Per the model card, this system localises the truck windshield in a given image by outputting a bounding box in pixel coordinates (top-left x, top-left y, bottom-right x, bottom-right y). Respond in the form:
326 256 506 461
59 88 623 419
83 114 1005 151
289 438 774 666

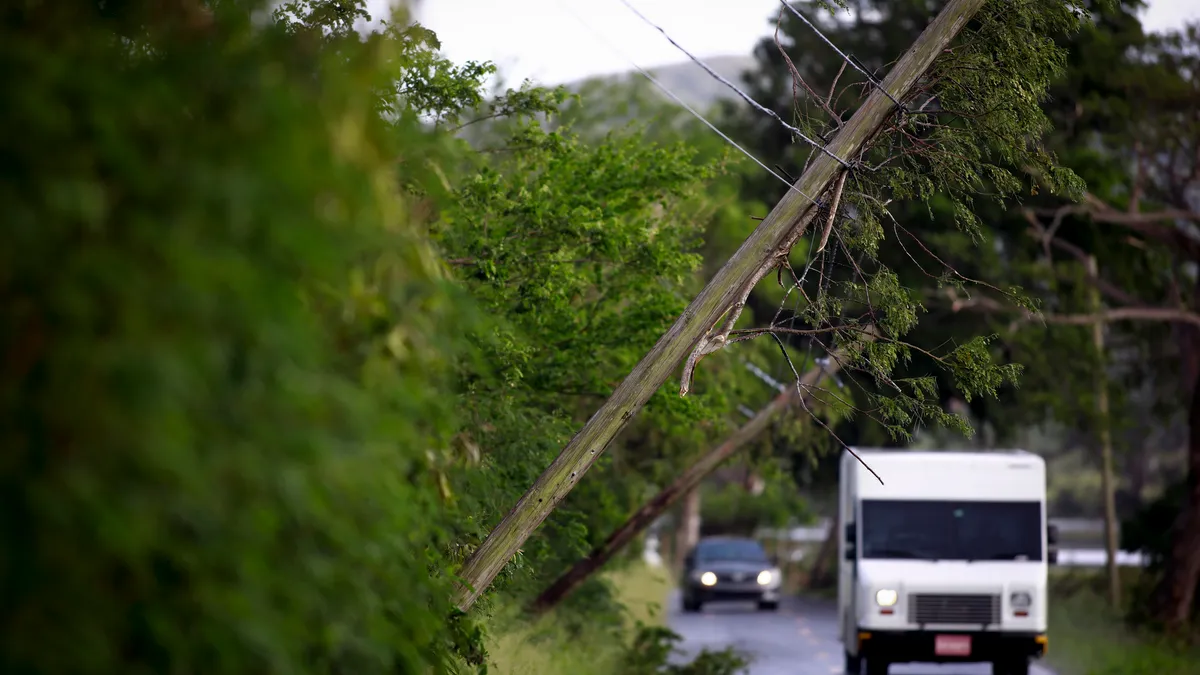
860 499 1043 562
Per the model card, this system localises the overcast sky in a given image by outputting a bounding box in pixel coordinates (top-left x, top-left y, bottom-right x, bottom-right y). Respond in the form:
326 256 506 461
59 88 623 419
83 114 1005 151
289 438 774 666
378 0 1200 87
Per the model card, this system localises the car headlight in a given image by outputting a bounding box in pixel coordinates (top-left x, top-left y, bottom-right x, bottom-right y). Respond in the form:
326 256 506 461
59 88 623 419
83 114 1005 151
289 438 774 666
875 589 898 607
757 570 773 586
1010 591 1032 609
700 571 717 587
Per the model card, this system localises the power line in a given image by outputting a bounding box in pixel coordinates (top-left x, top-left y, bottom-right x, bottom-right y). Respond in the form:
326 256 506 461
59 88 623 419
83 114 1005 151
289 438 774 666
557 0 841 351
614 0 851 169
553 0 822 206
776 0 904 108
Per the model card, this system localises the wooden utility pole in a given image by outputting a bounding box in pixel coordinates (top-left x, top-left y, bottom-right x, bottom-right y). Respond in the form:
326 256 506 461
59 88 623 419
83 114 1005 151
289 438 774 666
675 488 701 569
528 340 865 614
450 0 988 611
1088 254 1121 607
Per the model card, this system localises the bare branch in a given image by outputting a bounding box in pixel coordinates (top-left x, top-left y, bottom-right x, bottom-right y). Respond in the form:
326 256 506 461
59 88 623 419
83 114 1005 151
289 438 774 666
1024 166 1200 257
1039 307 1200 329
1021 209 1144 307
774 7 841 128
933 287 1200 330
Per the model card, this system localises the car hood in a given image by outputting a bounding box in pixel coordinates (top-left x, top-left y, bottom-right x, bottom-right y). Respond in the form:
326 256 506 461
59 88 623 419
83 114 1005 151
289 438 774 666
695 559 773 573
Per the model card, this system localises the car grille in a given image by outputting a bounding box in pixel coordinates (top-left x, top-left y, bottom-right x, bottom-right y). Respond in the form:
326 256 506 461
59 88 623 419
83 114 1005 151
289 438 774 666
908 593 1000 625
716 571 756 583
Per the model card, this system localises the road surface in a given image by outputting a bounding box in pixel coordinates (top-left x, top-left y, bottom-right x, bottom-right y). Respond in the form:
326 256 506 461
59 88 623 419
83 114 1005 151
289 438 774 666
668 592 1056 675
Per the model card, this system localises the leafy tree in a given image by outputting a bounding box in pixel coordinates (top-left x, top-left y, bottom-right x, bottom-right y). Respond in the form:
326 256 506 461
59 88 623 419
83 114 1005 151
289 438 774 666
431 116 737 597
716 0 1088 455
732 0 1200 630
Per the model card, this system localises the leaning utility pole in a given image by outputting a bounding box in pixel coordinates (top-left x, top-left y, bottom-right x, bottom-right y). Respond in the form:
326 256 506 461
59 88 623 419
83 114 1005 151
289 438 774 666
450 0 988 611
529 342 862 614
1088 254 1121 607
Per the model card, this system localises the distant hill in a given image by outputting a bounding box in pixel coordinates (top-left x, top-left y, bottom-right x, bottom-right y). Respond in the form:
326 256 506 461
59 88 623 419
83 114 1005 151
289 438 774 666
565 54 758 111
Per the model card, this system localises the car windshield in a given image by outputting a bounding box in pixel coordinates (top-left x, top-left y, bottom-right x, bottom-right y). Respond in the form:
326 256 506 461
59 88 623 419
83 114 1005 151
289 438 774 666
860 499 1043 562
695 539 769 563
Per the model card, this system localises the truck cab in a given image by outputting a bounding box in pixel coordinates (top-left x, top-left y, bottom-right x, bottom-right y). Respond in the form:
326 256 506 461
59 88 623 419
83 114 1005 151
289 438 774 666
837 449 1050 675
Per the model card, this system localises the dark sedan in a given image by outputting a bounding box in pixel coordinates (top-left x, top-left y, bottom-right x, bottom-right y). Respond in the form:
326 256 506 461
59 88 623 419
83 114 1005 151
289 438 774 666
681 536 782 612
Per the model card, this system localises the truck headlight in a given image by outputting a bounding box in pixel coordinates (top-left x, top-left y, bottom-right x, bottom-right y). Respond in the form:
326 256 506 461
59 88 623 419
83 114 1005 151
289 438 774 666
1010 591 1032 609
875 589 898 607
757 570 773 586
700 571 717 587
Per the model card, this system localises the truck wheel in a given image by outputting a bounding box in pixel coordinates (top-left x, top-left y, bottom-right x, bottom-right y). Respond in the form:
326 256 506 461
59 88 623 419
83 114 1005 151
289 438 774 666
682 596 701 613
994 659 1030 675
843 650 861 674
864 657 889 675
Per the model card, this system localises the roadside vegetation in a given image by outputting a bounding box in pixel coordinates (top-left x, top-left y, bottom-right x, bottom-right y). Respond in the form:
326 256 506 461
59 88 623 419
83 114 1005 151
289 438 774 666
489 563 753 675
487 563 673 675
1048 568 1199 675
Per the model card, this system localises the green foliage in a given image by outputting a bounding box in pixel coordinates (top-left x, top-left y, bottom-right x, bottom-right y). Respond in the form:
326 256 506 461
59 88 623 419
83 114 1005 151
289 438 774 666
431 73 797 610
1048 569 1200 674
699 479 812 536
620 625 751 675
720 0 1091 446
431 114 723 561
485 564 736 675
1 2 484 673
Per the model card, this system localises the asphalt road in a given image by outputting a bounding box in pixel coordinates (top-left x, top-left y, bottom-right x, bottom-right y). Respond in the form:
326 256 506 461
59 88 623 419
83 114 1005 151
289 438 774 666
667 592 1056 675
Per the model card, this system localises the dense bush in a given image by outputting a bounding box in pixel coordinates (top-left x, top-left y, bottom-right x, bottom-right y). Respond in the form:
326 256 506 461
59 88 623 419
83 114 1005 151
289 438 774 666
0 2 475 673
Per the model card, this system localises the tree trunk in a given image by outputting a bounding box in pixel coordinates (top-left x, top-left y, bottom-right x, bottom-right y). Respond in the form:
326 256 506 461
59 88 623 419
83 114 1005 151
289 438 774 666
807 513 839 590
1150 369 1200 630
528 345 860 614
449 0 988 611
1088 255 1121 608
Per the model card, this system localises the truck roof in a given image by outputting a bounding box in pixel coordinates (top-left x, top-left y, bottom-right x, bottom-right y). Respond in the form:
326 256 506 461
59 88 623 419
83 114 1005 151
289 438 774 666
841 448 1046 500
845 447 1041 460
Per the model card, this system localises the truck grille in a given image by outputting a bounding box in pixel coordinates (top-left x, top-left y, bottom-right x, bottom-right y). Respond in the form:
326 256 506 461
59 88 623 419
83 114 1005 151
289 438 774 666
908 593 1000 625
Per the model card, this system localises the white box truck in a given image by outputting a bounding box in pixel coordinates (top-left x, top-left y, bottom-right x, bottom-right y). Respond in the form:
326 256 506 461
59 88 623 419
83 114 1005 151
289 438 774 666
838 448 1051 675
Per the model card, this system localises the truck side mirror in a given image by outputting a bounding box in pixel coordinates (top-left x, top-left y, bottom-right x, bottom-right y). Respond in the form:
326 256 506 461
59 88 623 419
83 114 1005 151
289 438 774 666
1046 524 1059 565
844 523 856 560
1046 524 1059 545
